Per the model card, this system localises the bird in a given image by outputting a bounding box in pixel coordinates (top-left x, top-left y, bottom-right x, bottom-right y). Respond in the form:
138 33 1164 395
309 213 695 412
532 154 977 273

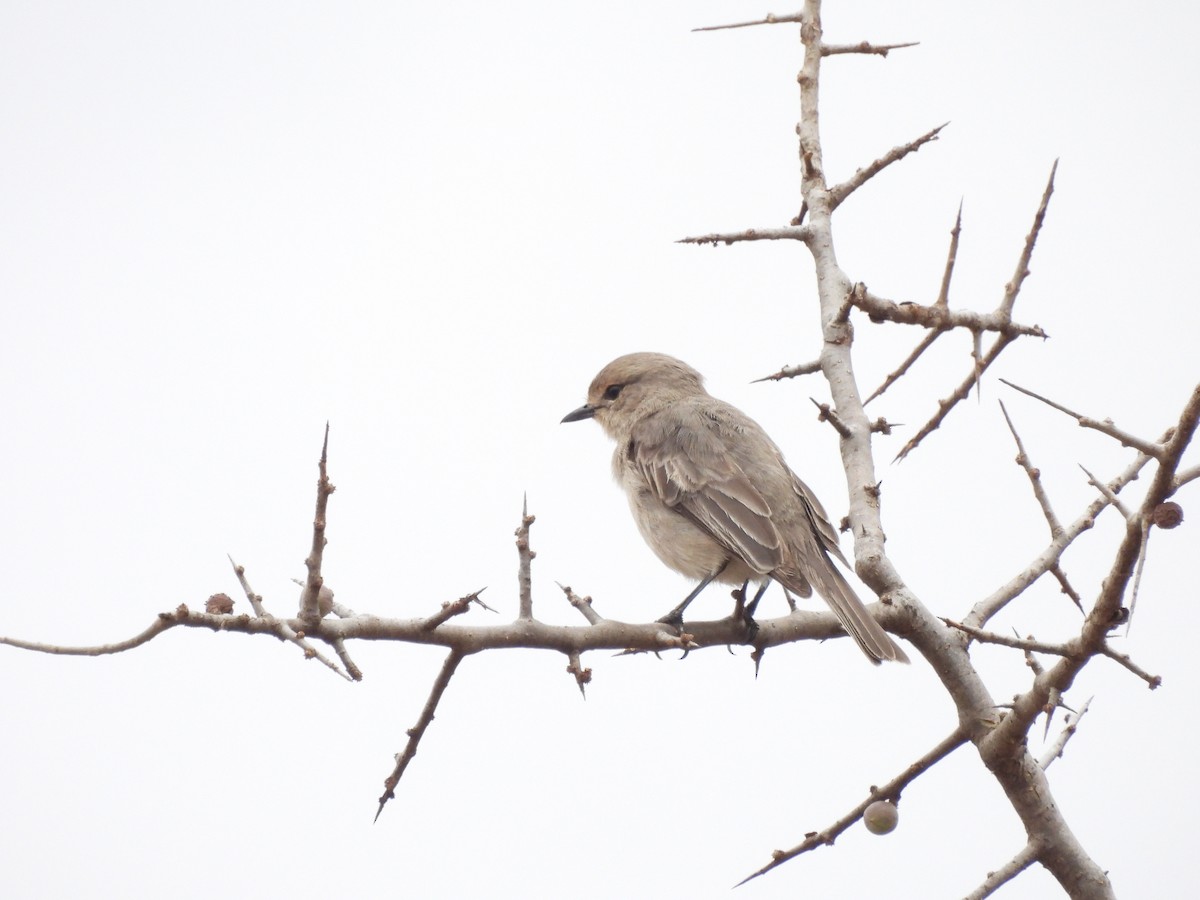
561 352 909 665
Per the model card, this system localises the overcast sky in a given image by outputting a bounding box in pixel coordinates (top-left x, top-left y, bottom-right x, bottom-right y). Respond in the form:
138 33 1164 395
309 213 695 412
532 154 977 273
2 2 1197 898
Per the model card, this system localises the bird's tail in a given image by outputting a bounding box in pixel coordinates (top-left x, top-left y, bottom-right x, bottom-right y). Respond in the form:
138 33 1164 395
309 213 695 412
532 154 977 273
777 558 910 665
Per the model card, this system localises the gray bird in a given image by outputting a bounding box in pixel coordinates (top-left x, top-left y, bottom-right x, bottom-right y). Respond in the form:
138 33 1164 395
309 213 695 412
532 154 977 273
562 352 908 665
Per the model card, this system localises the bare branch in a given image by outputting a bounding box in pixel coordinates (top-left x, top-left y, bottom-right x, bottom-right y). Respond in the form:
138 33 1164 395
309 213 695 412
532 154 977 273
821 40 919 57
985 384 1200 752
828 122 947 209
1173 463 1200 490
1100 643 1162 689
1048 562 1084 612
752 359 822 382
376 650 465 821
963 843 1039 900
558 583 603 625
894 332 1017 461
230 557 351 680
299 424 335 621
738 726 968 886
517 497 536 619
1000 161 1057 316
677 225 812 246
935 201 963 308
420 589 488 631
999 400 1063 537
1080 464 1135 520
330 636 363 682
941 618 1071 657
863 328 945 405
850 285 1045 337
1039 697 1092 770
566 651 591 698
811 398 851 438
0 612 176 656
968 450 1154 628
1002 379 1166 458
692 12 804 33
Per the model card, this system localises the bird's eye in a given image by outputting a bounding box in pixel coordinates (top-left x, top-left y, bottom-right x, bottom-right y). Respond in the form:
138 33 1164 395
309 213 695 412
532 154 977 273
602 384 623 401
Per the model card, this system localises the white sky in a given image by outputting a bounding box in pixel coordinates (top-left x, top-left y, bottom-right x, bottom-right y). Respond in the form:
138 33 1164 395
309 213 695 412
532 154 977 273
2 2 1197 898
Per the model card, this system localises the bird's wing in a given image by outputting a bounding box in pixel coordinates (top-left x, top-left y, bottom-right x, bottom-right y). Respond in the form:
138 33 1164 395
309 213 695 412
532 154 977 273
790 473 850 567
629 407 785 576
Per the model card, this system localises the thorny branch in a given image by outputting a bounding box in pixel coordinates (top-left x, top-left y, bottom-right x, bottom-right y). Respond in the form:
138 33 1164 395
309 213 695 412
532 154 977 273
375 649 465 821
1002 379 1166 459
737 726 969 886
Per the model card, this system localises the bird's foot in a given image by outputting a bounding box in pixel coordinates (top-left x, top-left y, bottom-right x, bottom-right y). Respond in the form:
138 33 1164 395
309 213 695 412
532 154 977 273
655 609 685 631
738 609 760 644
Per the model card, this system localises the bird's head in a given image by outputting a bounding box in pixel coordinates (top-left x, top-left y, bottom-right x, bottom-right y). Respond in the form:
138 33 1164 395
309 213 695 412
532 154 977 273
561 352 706 440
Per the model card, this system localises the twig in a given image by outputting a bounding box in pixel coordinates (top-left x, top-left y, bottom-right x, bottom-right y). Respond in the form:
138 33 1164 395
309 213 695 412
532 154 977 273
420 589 488 631
376 649 465 821
863 203 962 405
941 618 1071 657
1079 465 1134 520
892 164 1059 460
1039 696 1092 770
753 359 822 382
984 383 1200 753
1048 562 1084 612
968 450 1154 628
963 842 1039 900
692 12 804 33
850 285 1045 336
229 556 350 680
517 497 536 619
1100 643 1162 689
894 332 1016 461
0 611 177 656
677 225 812 246
863 328 945 405
828 123 946 210
299 424 336 621
935 201 963 308
1000 400 1063 537
811 398 851 438
1173 463 1200 490
1000 160 1057 316
821 40 919 57
558 583 603 625
331 637 363 681
566 651 591 698
737 726 968 886
1002 380 1165 459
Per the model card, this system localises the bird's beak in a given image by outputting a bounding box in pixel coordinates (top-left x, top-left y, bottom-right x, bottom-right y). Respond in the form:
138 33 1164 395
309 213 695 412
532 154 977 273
561 404 597 423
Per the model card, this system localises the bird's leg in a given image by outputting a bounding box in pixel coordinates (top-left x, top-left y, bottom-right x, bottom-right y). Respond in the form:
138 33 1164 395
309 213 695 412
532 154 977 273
656 562 729 628
745 579 771 619
731 578 771 642
732 580 750 615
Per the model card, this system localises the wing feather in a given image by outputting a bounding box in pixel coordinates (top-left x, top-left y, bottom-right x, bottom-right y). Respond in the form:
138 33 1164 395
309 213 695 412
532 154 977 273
630 409 783 576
